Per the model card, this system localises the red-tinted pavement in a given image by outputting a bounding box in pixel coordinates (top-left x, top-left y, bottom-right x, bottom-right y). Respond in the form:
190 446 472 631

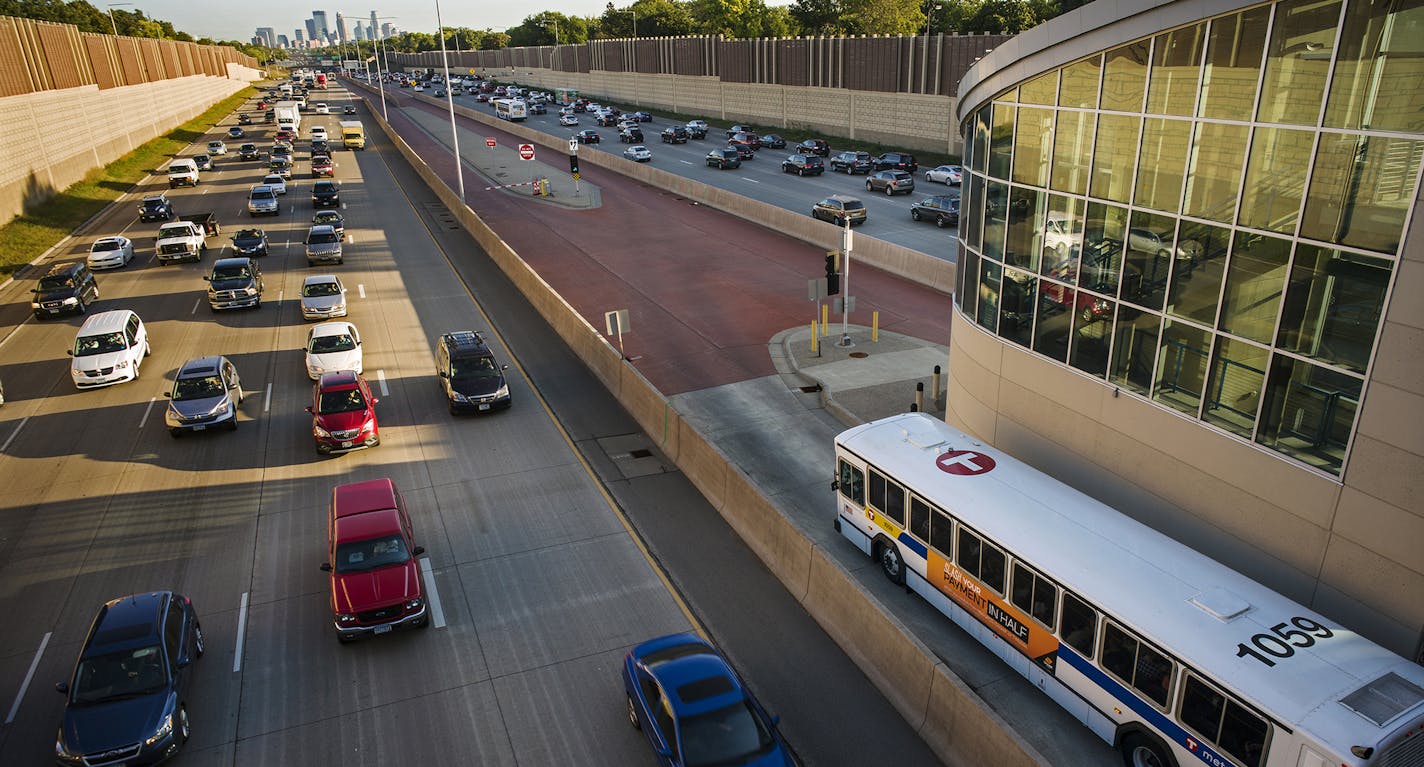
376 88 951 396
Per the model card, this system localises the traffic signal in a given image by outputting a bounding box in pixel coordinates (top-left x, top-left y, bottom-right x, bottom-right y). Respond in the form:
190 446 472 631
825 251 840 295
569 154 580 176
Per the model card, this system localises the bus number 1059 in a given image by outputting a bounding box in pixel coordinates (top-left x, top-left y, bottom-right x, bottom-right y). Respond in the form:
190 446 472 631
1235 617 1334 667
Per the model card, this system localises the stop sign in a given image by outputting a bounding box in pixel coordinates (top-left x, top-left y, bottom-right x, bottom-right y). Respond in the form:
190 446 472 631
518 143 535 161
484 137 496 148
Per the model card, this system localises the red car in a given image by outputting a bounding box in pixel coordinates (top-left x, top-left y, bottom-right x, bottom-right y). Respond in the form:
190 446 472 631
319 478 428 642
311 155 334 177
306 371 380 455
275 128 295 142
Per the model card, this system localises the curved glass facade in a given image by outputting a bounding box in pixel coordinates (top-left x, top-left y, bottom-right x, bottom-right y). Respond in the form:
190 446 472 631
955 0 1424 475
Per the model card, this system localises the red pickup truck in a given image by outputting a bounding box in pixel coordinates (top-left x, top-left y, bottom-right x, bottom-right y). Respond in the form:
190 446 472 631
319 478 429 642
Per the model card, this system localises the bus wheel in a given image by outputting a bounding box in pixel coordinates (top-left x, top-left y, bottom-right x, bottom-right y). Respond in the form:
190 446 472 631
877 540 905 585
1121 734 1172 767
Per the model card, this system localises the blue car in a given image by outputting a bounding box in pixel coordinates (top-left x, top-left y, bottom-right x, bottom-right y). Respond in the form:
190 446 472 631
54 591 204 766
622 633 793 766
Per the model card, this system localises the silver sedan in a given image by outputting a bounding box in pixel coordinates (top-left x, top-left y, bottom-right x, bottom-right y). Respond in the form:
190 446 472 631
925 164 963 185
87 236 134 269
623 145 653 163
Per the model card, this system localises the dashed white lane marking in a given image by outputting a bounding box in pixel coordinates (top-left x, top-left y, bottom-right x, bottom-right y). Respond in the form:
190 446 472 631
420 558 447 629
6 632 50 723
233 592 249 673
1 416 29 453
138 397 157 428
376 370 389 397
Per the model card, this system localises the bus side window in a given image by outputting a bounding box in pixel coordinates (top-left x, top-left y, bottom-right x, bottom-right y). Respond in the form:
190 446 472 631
930 511 953 556
1100 622 1138 684
909 496 930 542
1011 562 1058 630
1101 622 1173 708
1059 592 1098 657
957 528 982 579
868 469 886 513
1180 674 1268 767
868 468 905 526
980 541 1006 594
837 460 864 505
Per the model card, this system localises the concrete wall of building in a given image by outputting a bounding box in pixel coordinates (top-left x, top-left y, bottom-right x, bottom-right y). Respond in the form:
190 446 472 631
0 75 248 227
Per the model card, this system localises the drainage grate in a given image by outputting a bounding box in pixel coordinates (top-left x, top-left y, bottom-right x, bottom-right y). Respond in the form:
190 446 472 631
799 385 822 393
849 351 869 358
629 448 653 459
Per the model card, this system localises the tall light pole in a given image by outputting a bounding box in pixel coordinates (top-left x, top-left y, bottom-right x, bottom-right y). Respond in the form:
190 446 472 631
923 1 943 36
539 15 559 71
433 0 464 200
371 15 396 121
106 2 131 37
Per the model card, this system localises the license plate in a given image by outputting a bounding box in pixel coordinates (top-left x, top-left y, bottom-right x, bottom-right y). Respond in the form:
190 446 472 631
373 625 391 634
192 425 206 431
478 403 490 411
47 309 60 314
340 441 353 448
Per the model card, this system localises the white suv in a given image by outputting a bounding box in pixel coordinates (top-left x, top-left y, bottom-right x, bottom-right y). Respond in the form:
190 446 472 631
167 159 199 188
69 310 150 389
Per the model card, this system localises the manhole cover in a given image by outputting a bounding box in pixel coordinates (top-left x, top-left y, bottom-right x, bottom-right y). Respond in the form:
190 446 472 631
849 352 869 358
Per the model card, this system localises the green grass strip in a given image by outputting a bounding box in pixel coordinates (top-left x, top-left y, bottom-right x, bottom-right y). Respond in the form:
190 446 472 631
0 84 260 276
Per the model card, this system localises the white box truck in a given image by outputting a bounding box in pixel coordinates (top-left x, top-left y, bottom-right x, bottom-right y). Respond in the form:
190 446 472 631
274 101 301 133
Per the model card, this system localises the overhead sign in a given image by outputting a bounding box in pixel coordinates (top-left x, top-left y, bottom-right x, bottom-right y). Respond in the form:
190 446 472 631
518 143 535 161
485 137 497 148
935 450 997 476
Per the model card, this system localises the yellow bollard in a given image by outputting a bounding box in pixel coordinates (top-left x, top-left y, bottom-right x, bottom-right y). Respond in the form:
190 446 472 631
821 303 828 335
872 310 879 342
810 320 819 353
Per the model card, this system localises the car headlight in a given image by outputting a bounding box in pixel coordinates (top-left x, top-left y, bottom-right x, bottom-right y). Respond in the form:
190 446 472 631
313 424 331 438
336 613 357 624
115 360 129 369
451 391 469 403
30 301 40 309
208 400 232 417
405 597 424 610
244 287 258 296
308 362 323 375
361 418 375 434
62 297 78 305
494 385 510 399
144 713 173 746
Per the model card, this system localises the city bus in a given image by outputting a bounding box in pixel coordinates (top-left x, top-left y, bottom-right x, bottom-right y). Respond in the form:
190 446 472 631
493 98 527 122
834 412 1424 767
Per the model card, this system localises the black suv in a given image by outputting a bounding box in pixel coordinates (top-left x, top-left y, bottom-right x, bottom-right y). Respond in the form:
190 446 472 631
874 151 919 173
706 147 742 169
910 195 960 228
798 138 830 157
138 194 175 222
54 591 204 767
619 126 644 143
782 154 825 176
312 180 341 207
231 228 269 257
660 125 689 144
32 261 99 318
830 151 873 174
436 331 511 414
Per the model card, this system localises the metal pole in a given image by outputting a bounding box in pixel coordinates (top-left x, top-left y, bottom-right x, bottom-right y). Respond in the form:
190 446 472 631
839 218 852 347
433 0 465 200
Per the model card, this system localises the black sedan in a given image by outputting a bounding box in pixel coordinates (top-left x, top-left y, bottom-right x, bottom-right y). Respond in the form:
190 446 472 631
727 142 755 160
706 147 742 169
660 126 689 144
343 105 357 115
797 138 830 157
761 133 787 149
781 154 824 176
575 129 601 144
231 227 270 257
910 195 960 228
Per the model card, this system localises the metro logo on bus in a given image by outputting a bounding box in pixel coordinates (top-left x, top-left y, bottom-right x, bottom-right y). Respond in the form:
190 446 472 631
935 450 996 476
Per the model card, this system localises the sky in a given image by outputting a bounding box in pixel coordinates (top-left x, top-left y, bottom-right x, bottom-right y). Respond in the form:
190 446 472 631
129 0 621 43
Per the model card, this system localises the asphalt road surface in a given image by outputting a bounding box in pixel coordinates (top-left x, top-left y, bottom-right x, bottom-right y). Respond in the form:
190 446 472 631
0 86 943 766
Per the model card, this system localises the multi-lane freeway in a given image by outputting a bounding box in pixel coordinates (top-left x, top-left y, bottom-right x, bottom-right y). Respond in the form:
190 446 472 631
0 84 944 765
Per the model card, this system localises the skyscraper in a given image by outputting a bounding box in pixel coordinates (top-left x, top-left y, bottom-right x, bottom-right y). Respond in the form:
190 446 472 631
277 34 289 47
311 10 329 42
354 22 365 41
254 27 276 47
381 22 393 39
369 11 379 40
335 12 349 44
295 29 304 43
305 18 316 41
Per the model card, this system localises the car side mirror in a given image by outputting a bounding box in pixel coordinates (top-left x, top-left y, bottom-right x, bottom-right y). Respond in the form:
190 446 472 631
176 656 191 669
66 349 74 356
370 397 379 405
412 546 425 556
163 392 172 398
438 371 448 378
319 562 332 572
655 745 672 759
770 714 781 727
55 681 68 694
304 405 313 413
501 364 509 371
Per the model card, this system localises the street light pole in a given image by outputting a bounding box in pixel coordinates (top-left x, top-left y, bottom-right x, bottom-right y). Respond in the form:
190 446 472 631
433 0 464 200
106 2 132 37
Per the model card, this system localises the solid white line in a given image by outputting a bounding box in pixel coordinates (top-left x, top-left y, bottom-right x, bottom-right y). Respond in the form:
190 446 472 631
233 592 249 673
263 383 272 413
137 398 157 429
346 234 354 244
357 284 366 299
376 370 389 397
5 632 50 723
420 558 446 629
741 177 760 183
191 297 202 315
679 160 693 165
1 416 29 453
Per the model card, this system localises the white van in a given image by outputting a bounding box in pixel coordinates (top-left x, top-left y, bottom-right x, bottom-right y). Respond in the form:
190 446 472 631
69 310 150 389
168 159 199 188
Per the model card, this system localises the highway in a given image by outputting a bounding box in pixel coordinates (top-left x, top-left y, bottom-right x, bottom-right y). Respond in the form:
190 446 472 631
433 85 963 263
0 85 944 765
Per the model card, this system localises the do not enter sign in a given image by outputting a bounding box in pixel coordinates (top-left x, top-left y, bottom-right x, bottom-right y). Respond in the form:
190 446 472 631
484 137 496 148
518 143 535 161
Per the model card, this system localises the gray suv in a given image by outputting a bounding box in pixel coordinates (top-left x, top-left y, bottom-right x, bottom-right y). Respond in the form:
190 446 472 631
305 224 344 265
248 184 279 216
164 356 243 435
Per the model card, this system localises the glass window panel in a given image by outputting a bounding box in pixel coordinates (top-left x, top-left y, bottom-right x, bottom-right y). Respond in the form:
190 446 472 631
1155 318 1212 415
1276 245 1391 374
1034 277 1074 363
1220 700 1270 767
1005 187 1044 273
977 260 1002 331
960 249 980 320
1101 41 1149 112
1031 574 1058 629
1147 23 1205 116
981 544 1006 594
1182 675 1228 744
1325 0 1424 133
1184 122 1248 223
1059 55 1102 108
1133 644 1174 707
1256 355 1361 474
1110 306 1161 396
1257 0 1343 126
1013 107 1053 187
1239 127 1315 234
1168 221 1232 325
999 86 1019 103
1043 194 1085 274
1200 7 1270 120
1051 110 1094 195
984 180 1009 261
957 528 982 576
1060 592 1098 657
1090 114 1141 203
1203 336 1269 437
930 511 954 556
1123 210 1175 311
1135 118 1191 213
955 242 970 311
1101 623 1139 682
970 106 991 174
1070 297 1113 378
990 105 1015 180
1301 134 1423 255
1010 562 1034 614
965 174 985 251
1083 201 1130 297
883 480 905 524
1219 233 1290 344
868 468 887 510
1020 70 1058 105
1000 269 1036 348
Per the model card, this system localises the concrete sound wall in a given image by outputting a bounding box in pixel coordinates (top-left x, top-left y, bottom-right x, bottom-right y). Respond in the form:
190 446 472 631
360 85 1043 767
0 75 248 227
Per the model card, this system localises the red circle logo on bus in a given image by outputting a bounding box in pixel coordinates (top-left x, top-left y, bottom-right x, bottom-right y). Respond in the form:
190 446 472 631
935 450 996 476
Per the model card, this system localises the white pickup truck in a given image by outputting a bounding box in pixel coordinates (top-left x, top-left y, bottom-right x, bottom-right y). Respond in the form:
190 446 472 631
155 214 219 264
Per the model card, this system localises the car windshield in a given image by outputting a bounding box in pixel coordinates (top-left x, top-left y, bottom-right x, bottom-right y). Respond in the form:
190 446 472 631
678 699 776 767
71 645 166 704
211 265 250 280
39 275 75 290
235 230 262 243
308 231 338 244
91 239 122 251
310 333 356 354
335 535 410 573
174 374 224 400
303 281 340 297
74 332 125 356
315 213 341 224
264 177 283 186
142 199 165 209
451 356 500 381
318 385 366 413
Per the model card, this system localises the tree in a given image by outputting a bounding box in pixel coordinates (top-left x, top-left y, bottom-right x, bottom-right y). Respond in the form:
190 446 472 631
689 0 793 38
842 0 926 35
506 12 592 46
960 0 1042 33
789 0 848 35
599 0 694 38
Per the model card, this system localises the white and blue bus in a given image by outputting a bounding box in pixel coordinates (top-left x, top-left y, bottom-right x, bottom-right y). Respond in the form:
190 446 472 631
835 412 1424 767
493 98 527 122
